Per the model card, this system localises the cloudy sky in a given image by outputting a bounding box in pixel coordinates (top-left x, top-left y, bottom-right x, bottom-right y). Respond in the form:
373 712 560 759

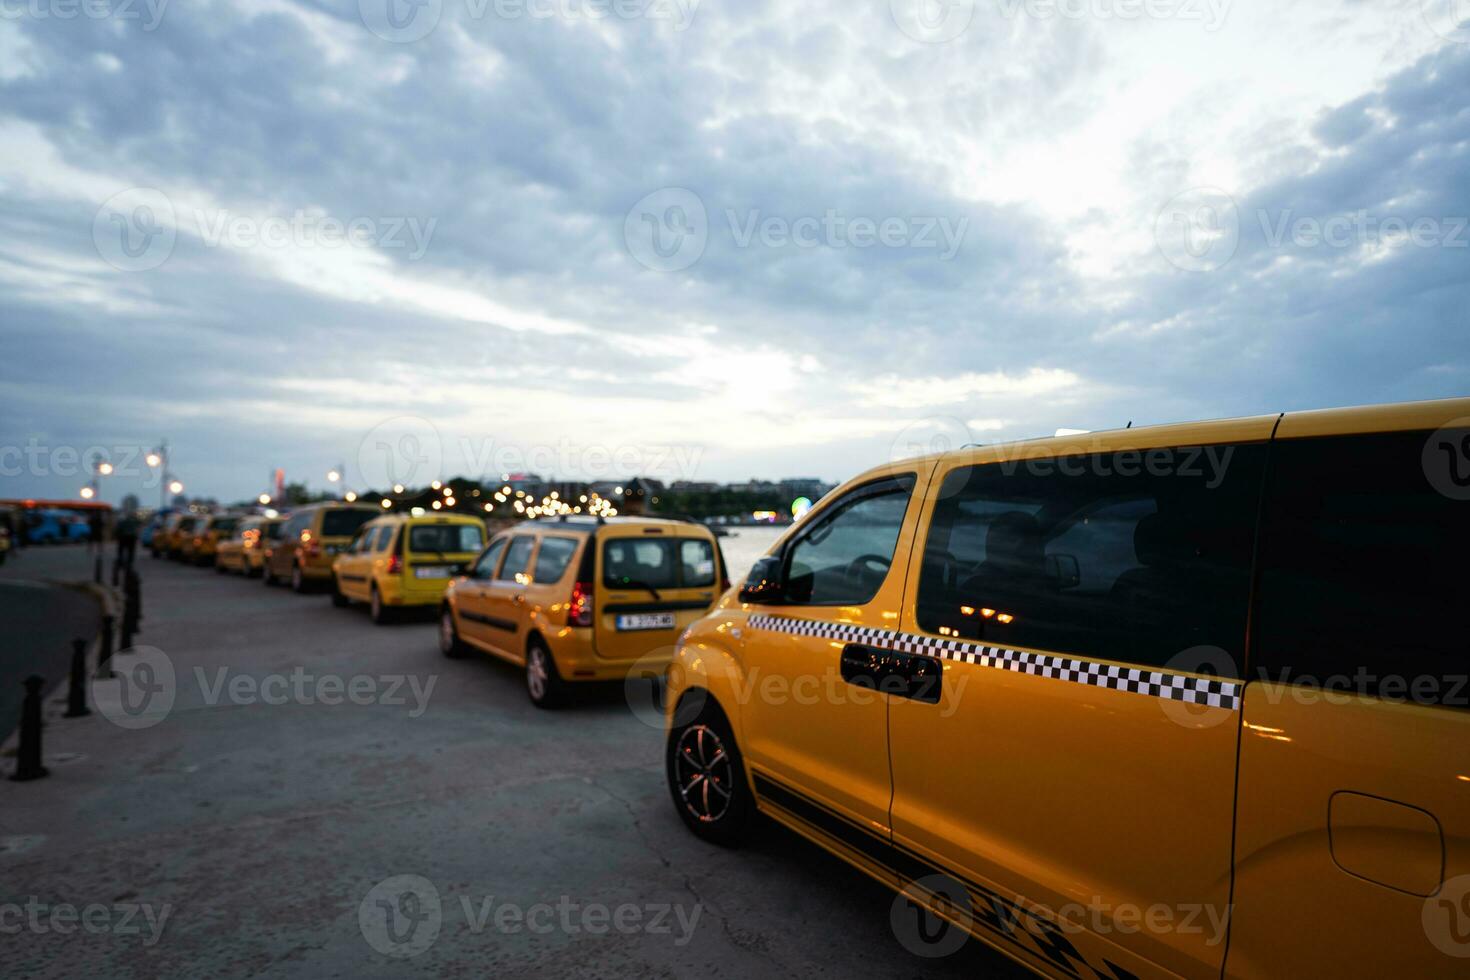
1 0 1466 504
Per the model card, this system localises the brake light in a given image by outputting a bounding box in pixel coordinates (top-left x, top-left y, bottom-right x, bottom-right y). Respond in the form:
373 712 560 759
569 580 593 627
304 542 321 558
386 555 402 574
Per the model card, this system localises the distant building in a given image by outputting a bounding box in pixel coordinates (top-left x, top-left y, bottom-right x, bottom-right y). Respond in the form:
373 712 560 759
778 478 830 500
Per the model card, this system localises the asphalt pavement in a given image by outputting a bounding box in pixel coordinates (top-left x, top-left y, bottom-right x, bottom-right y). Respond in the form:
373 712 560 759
0 551 1025 979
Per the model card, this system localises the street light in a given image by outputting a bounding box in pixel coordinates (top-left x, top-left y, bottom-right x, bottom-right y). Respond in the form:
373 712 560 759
98 461 114 476
328 469 341 484
258 494 271 506
169 480 184 495
80 486 96 500
145 452 162 468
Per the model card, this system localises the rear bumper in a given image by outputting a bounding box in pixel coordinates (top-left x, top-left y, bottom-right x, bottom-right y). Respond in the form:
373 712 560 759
549 631 676 682
379 577 451 607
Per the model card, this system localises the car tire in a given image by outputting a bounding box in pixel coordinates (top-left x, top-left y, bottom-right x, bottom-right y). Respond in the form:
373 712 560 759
215 561 227 575
291 564 306 593
525 640 567 709
369 585 394 624
331 578 350 607
666 699 754 847
439 607 466 659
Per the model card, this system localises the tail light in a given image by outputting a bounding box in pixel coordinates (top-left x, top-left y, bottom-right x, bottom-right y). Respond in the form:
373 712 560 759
304 542 321 558
569 580 593 627
386 555 402 574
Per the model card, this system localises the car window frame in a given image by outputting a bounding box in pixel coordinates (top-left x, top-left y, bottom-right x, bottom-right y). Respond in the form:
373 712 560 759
774 473 917 608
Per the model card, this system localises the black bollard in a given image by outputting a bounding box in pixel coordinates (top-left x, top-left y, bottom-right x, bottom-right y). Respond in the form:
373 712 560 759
112 558 121 587
95 615 116 679
9 676 49 782
125 569 143 634
94 553 103 584
64 639 90 718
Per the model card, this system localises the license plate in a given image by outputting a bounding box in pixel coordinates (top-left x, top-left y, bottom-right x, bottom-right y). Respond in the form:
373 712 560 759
414 566 451 579
616 613 676 632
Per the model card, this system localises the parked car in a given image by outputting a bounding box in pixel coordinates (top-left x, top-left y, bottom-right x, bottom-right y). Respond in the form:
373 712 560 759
213 516 258 574
662 396 1470 980
439 516 728 708
172 515 207 563
190 514 240 567
331 513 486 623
245 516 284 578
263 502 379 592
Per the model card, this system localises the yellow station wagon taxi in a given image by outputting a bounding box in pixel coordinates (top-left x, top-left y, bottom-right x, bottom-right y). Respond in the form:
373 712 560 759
331 513 486 623
663 396 1470 979
440 516 728 708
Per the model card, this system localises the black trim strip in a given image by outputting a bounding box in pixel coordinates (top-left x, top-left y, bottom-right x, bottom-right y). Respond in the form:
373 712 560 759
604 600 712 614
462 611 518 632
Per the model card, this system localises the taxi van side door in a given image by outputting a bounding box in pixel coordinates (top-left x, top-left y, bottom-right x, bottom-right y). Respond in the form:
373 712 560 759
1226 401 1470 978
889 420 1274 979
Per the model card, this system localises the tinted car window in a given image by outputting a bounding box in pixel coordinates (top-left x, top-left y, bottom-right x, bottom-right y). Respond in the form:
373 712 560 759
210 518 239 533
410 524 484 554
915 445 1265 671
1253 431 1470 709
474 539 506 579
321 509 375 537
783 475 916 606
602 538 715 590
533 537 580 584
497 537 536 582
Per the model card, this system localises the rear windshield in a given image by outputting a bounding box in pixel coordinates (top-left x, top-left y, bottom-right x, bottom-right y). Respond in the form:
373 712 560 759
408 523 484 554
210 518 239 532
177 518 198 531
603 538 716 590
321 509 376 537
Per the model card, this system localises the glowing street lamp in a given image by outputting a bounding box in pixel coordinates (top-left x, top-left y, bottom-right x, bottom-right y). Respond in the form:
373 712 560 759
169 480 184 495
80 486 96 500
97 461 114 476
258 494 272 506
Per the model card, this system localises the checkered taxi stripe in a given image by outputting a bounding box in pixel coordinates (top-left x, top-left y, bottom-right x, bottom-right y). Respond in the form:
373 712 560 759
747 614 1241 710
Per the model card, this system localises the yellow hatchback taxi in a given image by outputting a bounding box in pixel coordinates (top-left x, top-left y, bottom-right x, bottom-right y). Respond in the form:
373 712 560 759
191 514 240 566
440 516 727 708
171 515 206 563
216 515 271 575
664 396 1470 979
264 503 379 592
331 513 486 623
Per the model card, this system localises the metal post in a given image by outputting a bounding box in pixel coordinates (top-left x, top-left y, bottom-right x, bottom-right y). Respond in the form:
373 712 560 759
64 639 90 718
95 615 116 679
94 553 103 584
9 676 48 781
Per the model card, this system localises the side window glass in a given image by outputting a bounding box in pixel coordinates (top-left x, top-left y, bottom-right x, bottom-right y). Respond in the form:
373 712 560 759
782 475 916 606
376 527 395 553
497 537 536 583
915 445 1265 670
1254 431 1470 708
679 540 717 587
533 537 580 584
474 539 506 580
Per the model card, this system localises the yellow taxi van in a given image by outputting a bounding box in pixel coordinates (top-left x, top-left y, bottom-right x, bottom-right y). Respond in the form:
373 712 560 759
440 516 728 708
262 502 379 592
663 396 1470 979
331 513 486 623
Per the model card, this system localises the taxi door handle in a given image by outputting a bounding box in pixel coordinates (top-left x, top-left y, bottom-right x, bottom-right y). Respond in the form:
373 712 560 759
840 643 942 705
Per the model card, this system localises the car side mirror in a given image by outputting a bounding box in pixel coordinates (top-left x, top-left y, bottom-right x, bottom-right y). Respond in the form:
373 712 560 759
739 556 785 605
1047 553 1081 590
